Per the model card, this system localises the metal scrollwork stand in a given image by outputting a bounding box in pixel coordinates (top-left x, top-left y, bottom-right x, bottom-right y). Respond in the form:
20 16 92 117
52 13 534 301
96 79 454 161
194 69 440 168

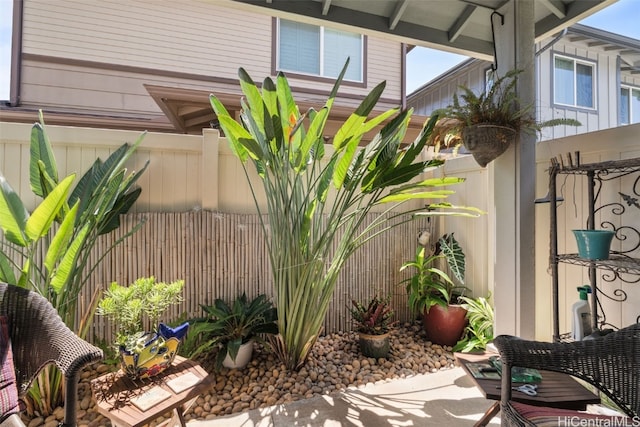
549 155 640 342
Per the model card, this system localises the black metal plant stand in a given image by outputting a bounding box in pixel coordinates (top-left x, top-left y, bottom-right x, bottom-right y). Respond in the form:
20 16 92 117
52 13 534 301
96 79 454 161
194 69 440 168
549 155 640 342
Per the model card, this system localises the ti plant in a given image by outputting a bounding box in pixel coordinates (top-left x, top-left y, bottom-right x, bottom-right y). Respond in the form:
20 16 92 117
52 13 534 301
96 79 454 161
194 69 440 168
210 60 482 370
349 294 397 335
453 294 495 352
0 112 148 417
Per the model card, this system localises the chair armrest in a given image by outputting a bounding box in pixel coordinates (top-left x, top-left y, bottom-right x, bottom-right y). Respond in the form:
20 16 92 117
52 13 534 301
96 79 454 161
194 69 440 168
493 323 640 418
3 285 103 393
0 284 103 426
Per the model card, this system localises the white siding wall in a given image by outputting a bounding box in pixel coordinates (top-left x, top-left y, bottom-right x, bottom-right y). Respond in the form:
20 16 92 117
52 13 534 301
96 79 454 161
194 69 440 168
408 36 639 141
22 0 272 78
436 123 640 341
536 41 620 139
408 61 488 118
20 0 402 115
3 120 639 339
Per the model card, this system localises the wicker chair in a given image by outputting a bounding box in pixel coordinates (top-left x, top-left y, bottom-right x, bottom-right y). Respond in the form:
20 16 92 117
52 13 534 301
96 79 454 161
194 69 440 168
493 323 640 426
0 283 103 427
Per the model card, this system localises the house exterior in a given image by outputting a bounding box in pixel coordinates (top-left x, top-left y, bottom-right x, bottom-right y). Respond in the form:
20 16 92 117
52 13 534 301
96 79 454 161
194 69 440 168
407 23 640 141
2 0 425 137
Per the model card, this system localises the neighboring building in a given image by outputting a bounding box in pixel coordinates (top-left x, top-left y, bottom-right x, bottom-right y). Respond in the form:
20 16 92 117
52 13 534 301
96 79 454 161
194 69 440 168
408 24 640 141
1 0 423 137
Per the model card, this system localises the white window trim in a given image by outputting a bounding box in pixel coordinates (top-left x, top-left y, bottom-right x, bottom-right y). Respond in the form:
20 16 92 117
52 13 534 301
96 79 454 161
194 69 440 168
276 19 364 83
553 54 597 110
621 84 640 125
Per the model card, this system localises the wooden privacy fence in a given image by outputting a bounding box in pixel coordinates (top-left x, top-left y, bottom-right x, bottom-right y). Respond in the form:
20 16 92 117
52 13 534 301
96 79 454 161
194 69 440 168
86 210 429 344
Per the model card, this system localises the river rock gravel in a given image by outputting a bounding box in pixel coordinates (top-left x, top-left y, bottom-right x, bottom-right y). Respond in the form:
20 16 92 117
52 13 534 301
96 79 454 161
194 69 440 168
22 322 458 426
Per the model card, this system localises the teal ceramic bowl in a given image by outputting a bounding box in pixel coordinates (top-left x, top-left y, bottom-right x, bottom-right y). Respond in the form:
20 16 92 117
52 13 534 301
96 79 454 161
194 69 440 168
572 229 615 260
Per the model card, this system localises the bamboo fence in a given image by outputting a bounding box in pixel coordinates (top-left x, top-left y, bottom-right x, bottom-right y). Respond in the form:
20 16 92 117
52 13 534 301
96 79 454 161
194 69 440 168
83 210 431 343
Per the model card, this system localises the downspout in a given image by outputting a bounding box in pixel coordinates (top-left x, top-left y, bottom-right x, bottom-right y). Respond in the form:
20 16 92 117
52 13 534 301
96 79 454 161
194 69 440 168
9 0 23 107
535 28 567 57
400 43 407 110
533 28 566 121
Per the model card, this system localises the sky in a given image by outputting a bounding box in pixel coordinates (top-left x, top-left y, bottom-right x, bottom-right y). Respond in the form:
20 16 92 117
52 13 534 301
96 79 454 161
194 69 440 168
0 0 639 100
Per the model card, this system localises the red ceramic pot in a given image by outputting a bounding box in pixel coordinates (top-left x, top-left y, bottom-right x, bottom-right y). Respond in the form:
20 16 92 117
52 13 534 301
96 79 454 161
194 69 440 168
422 304 468 347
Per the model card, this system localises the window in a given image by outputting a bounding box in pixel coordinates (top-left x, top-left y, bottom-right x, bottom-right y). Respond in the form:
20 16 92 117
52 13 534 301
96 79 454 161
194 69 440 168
485 69 495 93
553 55 595 109
277 19 363 82
620 86 640 125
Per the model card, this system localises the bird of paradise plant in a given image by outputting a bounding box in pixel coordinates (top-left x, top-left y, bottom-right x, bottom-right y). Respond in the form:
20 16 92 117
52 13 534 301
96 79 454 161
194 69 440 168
210 61 482 370
0 113 148 416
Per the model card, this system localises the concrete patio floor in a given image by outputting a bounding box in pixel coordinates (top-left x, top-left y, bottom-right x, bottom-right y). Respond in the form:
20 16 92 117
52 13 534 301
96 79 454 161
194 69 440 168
187 366 500 426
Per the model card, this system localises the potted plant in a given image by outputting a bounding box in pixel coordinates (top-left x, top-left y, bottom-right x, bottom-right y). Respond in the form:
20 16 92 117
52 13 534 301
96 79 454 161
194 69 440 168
430 69 581 167
349 294 397 358
452 294 494 352
400 233 469 347
184 293 278 370
97 277 188 379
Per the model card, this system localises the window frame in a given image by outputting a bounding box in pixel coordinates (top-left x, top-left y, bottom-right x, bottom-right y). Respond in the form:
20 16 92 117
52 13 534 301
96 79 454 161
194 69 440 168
620 84 640 125
552 53 597 111
272 18 367 87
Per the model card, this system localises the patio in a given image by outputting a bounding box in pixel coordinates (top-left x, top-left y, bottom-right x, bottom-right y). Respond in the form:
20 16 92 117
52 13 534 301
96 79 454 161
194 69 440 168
1 1 639 425
187 367 498 427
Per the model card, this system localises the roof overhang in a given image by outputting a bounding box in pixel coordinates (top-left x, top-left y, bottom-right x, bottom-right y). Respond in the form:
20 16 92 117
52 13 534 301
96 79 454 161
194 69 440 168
216 0 618 60
145 84 430 140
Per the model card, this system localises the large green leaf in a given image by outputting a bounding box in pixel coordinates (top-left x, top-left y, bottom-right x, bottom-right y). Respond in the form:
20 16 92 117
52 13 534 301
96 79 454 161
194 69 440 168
210 95 249 162
219 115 263 161
296 108 328 172
29 114 59 198
98 187 142 235
25 174 75 241
379 190 456 203
332 81 387 151
262 77 283 145
0 176 29 246
50 223 90 294
399 114 439 168
36 160 61 206
0 249 16 284
439 233 466 284
45 202 79 273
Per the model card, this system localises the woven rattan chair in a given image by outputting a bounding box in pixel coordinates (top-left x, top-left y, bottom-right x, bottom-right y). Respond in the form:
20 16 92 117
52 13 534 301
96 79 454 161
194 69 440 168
0 283 103 427
493 323 640 426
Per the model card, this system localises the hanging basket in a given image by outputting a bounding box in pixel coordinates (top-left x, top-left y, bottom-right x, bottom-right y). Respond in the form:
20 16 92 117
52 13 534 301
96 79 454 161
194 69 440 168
461 124 517 167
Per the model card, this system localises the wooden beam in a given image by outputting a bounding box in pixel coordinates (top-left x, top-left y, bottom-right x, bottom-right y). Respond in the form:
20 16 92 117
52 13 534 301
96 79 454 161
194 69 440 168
587 41 608 47
184 111 216 129
448 5 476 43
567 35 588 42
389 0 409 31
538 0 566 19
321 0 331 16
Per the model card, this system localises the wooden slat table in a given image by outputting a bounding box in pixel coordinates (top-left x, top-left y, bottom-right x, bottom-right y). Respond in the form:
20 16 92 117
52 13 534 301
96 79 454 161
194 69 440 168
91 356 214 427
455 352 601 427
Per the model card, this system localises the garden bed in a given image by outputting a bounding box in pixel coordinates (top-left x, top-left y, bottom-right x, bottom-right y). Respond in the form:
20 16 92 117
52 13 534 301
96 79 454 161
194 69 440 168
23 322 457 426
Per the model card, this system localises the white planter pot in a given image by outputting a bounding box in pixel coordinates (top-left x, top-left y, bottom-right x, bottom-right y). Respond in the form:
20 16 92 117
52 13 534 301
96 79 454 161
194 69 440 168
222 340 254 369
